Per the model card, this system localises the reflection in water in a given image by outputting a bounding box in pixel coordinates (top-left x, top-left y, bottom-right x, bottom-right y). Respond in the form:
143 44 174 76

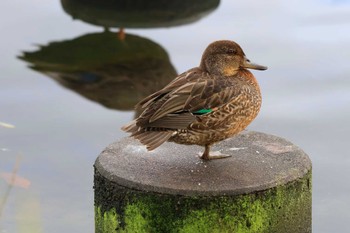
19 32 177 115
19 0 221 117
0 156 22 219
61 0 220 28
12 1 222 231
0 121 15 128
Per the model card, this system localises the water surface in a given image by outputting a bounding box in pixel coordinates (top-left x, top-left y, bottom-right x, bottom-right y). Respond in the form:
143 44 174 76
1 1 350 232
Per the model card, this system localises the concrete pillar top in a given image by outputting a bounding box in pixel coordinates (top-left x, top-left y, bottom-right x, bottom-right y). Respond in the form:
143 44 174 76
95 131 311 196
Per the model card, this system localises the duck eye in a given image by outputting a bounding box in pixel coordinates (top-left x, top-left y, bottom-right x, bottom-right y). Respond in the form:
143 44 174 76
227 48 236 54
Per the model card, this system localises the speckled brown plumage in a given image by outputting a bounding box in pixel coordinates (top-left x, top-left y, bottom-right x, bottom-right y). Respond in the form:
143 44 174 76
122 40 267 160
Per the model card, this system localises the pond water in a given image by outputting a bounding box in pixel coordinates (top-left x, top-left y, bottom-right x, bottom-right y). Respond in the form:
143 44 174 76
1 0 350 232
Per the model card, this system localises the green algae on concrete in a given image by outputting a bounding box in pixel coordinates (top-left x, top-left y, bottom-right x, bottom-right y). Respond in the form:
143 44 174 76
95 207 118 233
94 170 311 233
94 131 312 232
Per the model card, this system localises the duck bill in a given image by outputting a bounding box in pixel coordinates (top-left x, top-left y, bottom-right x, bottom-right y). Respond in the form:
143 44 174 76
243 58 268 70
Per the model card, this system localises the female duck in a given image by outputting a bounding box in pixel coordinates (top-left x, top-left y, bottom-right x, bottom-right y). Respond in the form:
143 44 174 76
122 40 267 160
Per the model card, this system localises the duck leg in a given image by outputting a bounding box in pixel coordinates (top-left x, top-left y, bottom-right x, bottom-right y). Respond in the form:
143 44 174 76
117 27 125 41
200 144 231 160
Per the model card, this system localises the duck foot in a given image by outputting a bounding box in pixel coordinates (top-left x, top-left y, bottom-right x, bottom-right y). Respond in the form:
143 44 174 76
198 151 231 160
199 145 231 160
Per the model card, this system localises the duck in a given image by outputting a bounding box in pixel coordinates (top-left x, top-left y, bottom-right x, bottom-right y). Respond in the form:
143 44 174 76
122 40 267 160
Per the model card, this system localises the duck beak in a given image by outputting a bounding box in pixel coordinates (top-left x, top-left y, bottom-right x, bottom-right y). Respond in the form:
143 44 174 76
243 57 267 70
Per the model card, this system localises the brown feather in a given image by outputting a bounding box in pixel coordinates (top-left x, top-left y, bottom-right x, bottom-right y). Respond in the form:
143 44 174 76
145 113 196 129
121 120 138 133
150 95 188 122
137 75 242 128
133 131 173 151
137 68 200 109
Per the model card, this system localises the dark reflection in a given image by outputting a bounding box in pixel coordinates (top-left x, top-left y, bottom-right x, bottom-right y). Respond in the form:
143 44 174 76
61 0 220 28
19 32 177 113
19 0 220 117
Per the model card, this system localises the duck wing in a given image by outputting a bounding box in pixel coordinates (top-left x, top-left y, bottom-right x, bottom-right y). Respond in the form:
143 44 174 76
137 68 200 109
137 70 243 129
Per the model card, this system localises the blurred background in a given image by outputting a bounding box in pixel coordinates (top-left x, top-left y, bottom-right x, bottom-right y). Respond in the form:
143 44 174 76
0 0 349 232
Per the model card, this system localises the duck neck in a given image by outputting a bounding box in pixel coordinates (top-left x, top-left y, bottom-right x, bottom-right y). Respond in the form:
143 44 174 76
200 61 240 76
237 69 260 90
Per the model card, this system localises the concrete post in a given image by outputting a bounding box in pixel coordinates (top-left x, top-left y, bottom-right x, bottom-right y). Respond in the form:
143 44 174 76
94 131 311 233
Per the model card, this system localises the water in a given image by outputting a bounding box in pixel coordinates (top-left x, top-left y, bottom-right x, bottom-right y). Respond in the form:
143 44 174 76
1 0 349 232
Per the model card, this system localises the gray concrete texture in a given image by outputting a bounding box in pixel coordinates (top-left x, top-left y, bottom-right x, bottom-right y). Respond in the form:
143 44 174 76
95 131 311 196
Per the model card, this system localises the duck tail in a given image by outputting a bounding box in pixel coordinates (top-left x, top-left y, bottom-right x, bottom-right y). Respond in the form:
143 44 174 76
121 120 138 133
134 131 173 151
121 120 173 151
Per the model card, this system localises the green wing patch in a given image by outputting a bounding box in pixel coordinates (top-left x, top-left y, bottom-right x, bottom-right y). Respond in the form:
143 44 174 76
193 108 213 115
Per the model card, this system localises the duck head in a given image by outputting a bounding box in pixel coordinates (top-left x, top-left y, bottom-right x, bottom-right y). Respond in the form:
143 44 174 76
199 40 267 76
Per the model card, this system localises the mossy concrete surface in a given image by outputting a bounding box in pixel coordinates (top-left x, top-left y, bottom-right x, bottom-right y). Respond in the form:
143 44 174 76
94 131 312 232
95 170 311 233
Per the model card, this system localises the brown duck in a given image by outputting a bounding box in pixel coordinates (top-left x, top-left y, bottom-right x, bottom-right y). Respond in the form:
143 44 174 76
122 40 267 160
